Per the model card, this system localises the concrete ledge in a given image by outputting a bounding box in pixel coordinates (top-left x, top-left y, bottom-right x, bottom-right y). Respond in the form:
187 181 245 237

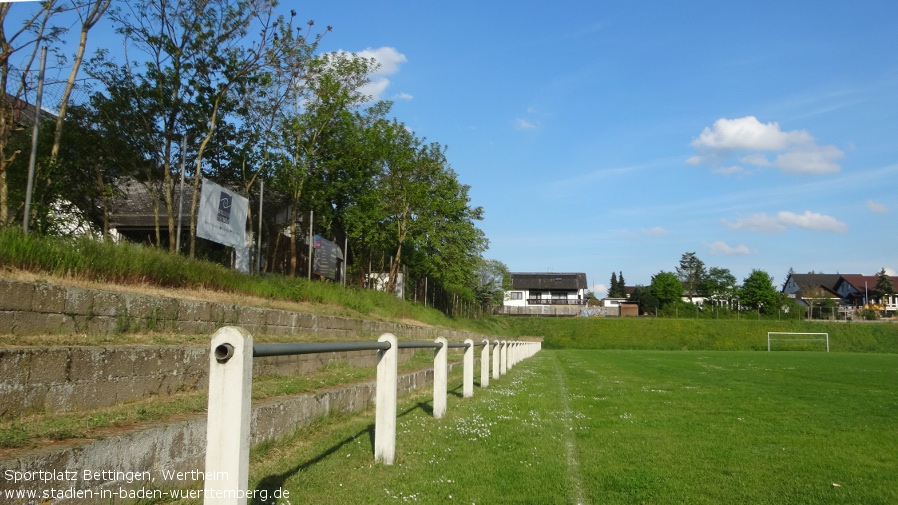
0 365 457 503
0 278 498 418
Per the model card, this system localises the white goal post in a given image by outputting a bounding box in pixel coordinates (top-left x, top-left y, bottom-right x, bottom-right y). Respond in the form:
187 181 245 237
767 332 829 352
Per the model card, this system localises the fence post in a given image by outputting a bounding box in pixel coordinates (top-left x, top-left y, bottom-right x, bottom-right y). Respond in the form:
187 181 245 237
508 341 516 370
480 339 490 388
433 337 448 418
492 341 500 380
374 333 398 465
204 326 253 505
463 339 474 398
500 341 508 375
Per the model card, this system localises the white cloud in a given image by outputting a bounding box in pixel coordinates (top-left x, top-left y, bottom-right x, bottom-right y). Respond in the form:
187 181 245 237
355 46 407 74
692 116 812 151
773 145 843 174
688 116 844 175
740 154 772 167
708 241 752 255
866 199 888 214
514 118 537 130
722 210 848 233
712 165 744 175
394 92 414 101
350 46 408 101
641 226 669 236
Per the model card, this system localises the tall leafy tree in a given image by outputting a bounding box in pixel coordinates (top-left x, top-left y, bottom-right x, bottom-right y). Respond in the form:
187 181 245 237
738 269 781 313
677 252 707 301
629 285 659 315
276 51 373 275
0 1 78 226
48 0 112 166
650 271 683 308
704 266 737 305
473 258 510 312
185 8 325 257
609 272 618 297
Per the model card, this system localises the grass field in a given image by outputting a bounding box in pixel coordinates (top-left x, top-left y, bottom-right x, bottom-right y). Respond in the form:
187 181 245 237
224 349 898 505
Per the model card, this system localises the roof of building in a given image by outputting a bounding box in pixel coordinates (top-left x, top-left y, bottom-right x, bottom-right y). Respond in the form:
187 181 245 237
510 272 588 291
837 274 898 293
783 273 845 292
109 178 197 230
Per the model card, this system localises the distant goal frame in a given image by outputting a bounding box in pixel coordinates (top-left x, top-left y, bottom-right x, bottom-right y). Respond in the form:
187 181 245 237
767 332 829 352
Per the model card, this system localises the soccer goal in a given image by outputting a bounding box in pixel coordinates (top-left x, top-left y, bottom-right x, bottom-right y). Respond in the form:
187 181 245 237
767 332 829 352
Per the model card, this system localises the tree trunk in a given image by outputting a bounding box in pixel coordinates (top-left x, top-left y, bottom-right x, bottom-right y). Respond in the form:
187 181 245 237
288 205 298 276
49 0 110 165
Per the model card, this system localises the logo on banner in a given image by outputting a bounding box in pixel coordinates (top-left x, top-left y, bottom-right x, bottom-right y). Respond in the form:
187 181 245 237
217 192 232 224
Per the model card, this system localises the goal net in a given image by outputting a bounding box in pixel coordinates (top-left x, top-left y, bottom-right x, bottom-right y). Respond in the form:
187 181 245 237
767 332 829 352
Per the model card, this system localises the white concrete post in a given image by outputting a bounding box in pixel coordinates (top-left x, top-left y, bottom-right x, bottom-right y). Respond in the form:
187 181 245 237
374 333 398 465
205 327 253 505
433 337 448 418
480 339 490 388
500 341 508 375
507 341 516 370
492 341 500 380
463 339 474 398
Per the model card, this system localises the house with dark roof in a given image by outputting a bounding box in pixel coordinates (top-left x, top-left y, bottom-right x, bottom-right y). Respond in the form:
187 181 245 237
500 272 588 316
782 272 898 316
782 273 844 305
835 274 898 313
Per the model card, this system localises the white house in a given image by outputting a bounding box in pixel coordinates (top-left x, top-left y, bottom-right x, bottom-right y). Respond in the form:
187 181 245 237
503 272 588 308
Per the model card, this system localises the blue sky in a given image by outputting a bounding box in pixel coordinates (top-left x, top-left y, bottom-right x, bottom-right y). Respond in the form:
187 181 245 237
297 1 897 294
12 0 898 295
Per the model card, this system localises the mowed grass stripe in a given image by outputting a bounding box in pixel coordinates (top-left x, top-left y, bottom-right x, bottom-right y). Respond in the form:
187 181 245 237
192 351 897 505
558 351 898 504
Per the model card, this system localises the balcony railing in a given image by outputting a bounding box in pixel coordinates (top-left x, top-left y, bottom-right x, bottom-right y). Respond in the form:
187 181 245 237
526 298 584 305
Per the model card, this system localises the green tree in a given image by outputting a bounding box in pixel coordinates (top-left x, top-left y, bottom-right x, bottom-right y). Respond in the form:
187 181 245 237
608 271 627 298
0 1 101 227
473 258 510 312
704 266 737 305
738 269 781 314
276 51 373 275
650 271 684 308
629 285 659 315
874 268 896 297
676 252 706 301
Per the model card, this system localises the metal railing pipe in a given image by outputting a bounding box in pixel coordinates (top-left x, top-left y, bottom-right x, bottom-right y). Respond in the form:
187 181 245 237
397 341 444 349
253 341 390 357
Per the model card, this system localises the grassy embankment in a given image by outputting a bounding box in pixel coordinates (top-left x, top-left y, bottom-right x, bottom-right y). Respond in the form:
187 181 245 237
504 316 898 353
0 228 512 337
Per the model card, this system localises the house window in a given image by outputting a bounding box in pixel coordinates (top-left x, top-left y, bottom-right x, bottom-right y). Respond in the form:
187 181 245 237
509 291 522 300
551 292 568 300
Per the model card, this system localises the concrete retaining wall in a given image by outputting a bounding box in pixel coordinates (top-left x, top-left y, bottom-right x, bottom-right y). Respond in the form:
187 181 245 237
0 278 482 340
0 365 452 504
0 345 423 418
497 304 583 316
0 278 494 418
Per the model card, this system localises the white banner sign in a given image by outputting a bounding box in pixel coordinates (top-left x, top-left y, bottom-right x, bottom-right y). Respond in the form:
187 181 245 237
196 179 248 248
